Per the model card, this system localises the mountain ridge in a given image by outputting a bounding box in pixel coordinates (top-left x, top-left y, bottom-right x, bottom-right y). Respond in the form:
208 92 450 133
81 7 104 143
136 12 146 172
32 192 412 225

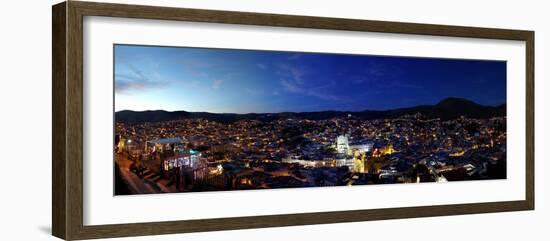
115 97 506 124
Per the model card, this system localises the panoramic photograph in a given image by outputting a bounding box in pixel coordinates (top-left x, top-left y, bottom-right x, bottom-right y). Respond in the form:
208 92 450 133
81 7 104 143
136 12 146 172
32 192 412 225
113 44 507 195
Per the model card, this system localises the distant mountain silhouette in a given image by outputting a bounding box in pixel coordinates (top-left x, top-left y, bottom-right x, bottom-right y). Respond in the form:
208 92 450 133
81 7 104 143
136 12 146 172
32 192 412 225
115 97 506 124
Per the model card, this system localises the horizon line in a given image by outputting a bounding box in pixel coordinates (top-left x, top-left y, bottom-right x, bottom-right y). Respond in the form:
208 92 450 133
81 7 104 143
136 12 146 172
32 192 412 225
115 97 506 115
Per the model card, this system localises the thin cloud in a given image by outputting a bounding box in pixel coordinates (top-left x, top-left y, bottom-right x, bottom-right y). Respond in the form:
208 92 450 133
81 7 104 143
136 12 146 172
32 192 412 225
280 64 306 84
281 79 341 101
115 64 167 94
212 79 224 89
278 64 342 101
256 63 267 70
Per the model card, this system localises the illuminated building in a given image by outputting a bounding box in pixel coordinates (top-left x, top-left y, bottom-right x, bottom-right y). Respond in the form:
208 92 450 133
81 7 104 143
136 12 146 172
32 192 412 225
282 156 334 168
353 155 366 173
449 150 465 157
163 151 202 170
350 141 374 155
162 150 208 183
116 136 126 153
146 137 184 153
336 134 350 154
335 155 354 168
380 145 396 155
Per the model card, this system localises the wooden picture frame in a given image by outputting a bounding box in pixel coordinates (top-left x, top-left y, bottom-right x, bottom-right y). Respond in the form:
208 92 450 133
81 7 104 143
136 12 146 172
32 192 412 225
52 1 534 240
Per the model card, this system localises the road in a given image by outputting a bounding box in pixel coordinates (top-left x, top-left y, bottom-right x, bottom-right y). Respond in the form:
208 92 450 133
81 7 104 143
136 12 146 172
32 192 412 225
115 153 162 194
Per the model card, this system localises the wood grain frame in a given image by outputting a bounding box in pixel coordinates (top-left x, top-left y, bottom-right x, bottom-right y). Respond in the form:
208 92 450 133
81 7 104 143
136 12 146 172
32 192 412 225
52 1 535 240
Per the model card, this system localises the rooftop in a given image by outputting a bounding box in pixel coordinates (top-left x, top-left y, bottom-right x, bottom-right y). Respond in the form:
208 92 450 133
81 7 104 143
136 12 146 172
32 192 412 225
148 137 183 145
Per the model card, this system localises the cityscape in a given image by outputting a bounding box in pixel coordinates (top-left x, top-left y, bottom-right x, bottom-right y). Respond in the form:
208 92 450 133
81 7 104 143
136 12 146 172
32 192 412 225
114 44 507 195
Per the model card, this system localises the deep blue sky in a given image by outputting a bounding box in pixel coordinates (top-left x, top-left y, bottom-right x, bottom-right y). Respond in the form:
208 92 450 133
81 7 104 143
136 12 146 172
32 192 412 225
114 44 506 113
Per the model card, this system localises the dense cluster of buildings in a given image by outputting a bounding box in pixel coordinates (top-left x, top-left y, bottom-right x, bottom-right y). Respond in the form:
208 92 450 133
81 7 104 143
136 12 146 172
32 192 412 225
115 113 506 194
